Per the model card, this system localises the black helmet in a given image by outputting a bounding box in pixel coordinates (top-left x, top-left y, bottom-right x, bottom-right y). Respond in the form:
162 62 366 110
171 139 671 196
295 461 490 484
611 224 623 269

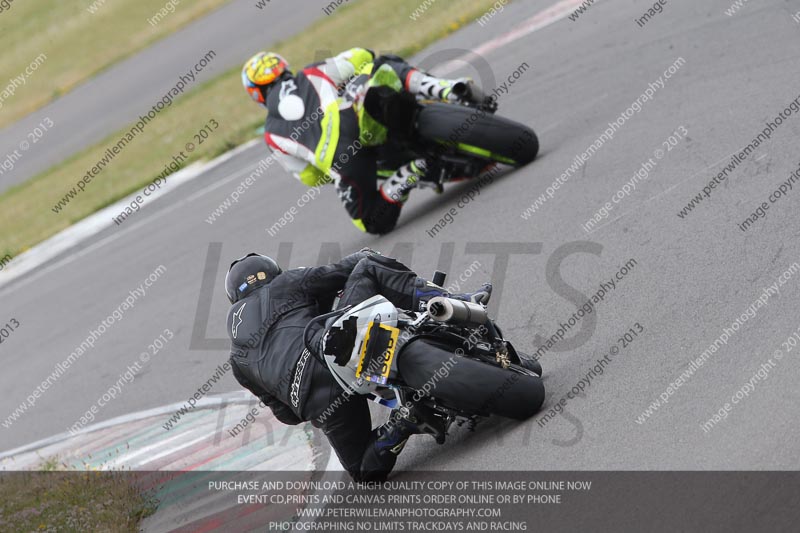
225 253 282 304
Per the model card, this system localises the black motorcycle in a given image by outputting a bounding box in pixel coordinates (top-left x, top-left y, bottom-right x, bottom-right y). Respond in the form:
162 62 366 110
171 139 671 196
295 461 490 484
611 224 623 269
304 270 545 445
348 60 539 191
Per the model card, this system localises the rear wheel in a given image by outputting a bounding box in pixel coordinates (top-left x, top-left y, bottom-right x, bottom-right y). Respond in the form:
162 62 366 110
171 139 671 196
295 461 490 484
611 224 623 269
398 339 545 420
519 358 543 376
505 343 543 376
415 102 539 167
476 355 541 378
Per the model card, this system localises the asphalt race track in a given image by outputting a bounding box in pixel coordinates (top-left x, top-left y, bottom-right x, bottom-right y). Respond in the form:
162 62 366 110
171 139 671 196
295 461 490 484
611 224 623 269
2 0 800 485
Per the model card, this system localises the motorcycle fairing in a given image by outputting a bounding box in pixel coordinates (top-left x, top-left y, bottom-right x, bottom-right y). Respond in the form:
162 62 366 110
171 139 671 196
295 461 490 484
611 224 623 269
322 295 400 395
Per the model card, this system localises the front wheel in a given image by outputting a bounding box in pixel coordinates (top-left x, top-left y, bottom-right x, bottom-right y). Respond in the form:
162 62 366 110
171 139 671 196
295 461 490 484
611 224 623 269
415 102 539 167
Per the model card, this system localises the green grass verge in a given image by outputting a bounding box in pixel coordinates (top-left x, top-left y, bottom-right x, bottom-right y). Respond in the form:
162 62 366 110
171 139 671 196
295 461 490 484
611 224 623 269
0 0 503 258
0 0 232 128
0 464 158 531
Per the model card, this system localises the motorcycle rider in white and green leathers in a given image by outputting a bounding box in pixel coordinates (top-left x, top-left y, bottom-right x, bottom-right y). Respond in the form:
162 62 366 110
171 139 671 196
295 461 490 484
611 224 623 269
242 48 492 234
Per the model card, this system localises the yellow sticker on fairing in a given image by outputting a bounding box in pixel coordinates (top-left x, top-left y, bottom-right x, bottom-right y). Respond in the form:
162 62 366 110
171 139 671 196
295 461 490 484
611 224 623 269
356 322 400 384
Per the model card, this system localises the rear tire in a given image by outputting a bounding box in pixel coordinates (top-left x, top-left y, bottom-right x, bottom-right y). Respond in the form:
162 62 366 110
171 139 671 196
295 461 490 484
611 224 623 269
520 358 543 376
398 339 545 420
415 102 539 167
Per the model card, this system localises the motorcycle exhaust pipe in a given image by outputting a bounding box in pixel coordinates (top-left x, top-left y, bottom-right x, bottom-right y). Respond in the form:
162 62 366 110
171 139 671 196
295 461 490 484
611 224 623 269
427 297 488 327
452 80 490 106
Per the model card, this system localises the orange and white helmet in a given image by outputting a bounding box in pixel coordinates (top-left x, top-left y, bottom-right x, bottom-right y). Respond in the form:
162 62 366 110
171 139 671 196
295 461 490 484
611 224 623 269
242 52 290 107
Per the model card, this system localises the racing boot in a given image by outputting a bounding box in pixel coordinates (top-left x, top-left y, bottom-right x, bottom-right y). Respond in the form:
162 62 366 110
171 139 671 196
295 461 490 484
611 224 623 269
413 279 492 311
406 70 497 111
379 159 427 204
406 71 470 102
360 410 421 482
450 283 492 305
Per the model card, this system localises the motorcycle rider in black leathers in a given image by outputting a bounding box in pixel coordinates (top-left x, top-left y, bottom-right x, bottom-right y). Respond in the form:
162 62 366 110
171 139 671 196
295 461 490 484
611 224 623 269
224 249 514 481
241 48 489 234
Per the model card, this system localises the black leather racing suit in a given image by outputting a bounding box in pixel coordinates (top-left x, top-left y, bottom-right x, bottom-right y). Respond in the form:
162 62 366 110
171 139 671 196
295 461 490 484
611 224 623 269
227 252 546 480
227 251 420 480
